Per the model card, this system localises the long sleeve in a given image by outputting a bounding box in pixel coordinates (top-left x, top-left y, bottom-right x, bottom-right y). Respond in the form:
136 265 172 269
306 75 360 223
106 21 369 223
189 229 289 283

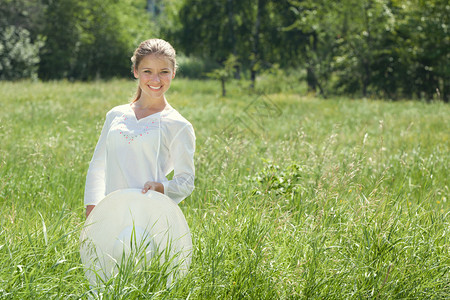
84 112 113 206
162 123 196 204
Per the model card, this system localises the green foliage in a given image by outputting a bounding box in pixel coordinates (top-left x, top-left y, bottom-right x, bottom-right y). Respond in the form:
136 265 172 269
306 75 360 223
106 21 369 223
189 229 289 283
175 0 280 82
284 0 450 101
176 0 246 61
396 0 450 100
333 0 394 96
39 0 156 80
0 0 449 100
0 0 45 80
0 26 43 80
38 0 82 79
284 0 341 96
176 55 219 79
206 54 239 96
0 0 170 80
0 0 46 37
250 162 304 196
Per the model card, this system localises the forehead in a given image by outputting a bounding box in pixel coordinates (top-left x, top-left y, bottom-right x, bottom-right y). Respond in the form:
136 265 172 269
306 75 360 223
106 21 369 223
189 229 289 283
138 54 173 70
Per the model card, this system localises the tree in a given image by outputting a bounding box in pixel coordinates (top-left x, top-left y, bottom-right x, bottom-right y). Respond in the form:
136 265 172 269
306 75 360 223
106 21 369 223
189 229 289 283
0 26 42 80
0 0 46 39
329 0 398 97
206 54 239 96
0 0 45 80
397 0 449 101
175 0 280 87
39 0 157 80
282 0 341 96
38 0 82 79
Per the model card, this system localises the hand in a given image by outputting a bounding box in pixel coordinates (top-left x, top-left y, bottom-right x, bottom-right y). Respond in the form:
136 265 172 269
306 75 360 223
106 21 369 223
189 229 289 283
142 181 164 194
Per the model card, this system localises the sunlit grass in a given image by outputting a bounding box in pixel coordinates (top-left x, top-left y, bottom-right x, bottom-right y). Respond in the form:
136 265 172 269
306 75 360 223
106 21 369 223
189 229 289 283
0 79 448 298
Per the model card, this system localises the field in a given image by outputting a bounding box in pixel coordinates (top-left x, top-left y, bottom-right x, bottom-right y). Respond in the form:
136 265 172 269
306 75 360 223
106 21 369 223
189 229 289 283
0 79 449 299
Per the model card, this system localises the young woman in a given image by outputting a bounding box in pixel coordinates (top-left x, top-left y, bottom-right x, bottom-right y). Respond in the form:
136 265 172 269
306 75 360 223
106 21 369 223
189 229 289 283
84 39 195 218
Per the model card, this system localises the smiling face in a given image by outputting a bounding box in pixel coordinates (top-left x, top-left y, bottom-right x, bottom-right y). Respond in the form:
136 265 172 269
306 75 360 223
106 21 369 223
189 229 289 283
133 54 176 102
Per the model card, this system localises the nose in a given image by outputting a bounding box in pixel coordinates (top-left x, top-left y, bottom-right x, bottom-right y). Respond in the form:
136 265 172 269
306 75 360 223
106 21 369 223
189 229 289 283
149 73 161 82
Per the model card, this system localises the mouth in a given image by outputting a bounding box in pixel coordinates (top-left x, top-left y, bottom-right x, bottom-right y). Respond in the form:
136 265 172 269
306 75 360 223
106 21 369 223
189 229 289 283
148 85 162 91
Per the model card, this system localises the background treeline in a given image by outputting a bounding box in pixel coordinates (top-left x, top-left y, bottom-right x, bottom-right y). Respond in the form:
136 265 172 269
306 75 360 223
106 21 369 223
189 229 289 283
0 0 448 101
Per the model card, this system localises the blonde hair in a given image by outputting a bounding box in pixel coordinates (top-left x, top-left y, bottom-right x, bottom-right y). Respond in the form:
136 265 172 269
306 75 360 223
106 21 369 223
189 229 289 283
131 39 177 102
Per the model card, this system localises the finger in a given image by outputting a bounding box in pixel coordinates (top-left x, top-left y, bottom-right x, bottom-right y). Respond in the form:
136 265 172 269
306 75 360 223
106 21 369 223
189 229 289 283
142 182 154 193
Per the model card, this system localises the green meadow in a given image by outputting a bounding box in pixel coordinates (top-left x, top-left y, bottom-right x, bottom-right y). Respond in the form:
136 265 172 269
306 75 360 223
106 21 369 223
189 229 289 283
0 79 448 299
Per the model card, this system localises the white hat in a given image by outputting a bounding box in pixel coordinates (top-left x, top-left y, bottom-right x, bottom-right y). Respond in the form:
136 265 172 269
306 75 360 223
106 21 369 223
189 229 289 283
79 189 192 288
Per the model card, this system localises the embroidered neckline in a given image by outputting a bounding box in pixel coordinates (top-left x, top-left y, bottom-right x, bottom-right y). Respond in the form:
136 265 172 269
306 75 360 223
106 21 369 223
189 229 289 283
117 114 160 144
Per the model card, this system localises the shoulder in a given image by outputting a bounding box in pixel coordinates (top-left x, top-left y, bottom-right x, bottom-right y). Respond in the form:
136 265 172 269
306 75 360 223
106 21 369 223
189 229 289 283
161 106 194 132
161 107 195 144
104 104 130 121
106 104 129 117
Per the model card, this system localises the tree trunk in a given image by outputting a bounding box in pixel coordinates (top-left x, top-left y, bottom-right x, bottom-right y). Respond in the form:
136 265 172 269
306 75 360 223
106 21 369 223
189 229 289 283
443 76 449 103
221 78 226 97
250 0 264 89
362 59 370 97
306 32 318 93
306 66 316 93
307 66 326 98
362 0 372 97
226 0 240 79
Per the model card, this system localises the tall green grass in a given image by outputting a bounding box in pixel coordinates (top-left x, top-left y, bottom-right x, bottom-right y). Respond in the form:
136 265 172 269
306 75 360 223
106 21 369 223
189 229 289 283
0 79 448 299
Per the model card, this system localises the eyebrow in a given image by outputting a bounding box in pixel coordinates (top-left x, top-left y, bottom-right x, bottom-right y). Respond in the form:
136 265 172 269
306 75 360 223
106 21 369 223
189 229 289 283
141 67 171 71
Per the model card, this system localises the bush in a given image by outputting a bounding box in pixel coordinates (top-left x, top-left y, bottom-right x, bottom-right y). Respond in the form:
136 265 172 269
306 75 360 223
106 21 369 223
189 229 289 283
0 26 42 80
176 55 219 79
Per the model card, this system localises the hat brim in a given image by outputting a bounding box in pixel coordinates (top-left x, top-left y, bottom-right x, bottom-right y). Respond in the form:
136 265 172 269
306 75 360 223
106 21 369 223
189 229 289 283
80 189 192 287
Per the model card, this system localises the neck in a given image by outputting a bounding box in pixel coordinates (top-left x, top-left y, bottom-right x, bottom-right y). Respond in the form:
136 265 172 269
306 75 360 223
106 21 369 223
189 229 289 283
135 95 168 110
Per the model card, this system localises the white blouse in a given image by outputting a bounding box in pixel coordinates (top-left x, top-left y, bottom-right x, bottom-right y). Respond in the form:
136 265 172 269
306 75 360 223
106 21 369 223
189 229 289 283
84 104 195 206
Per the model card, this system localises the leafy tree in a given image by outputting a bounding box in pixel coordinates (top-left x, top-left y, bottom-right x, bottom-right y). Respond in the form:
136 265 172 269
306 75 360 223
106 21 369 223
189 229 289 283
70 0 138 80
206 54 239 96
175 0 280 87
0 0 46 39
39 0 156 80
0 0 45 80
330 0 397 97
285 0 449 100
0 26 43 80
38 0 82 79
1 0 447 101
284 0 341 96
176 0 250 63
397 0 449 101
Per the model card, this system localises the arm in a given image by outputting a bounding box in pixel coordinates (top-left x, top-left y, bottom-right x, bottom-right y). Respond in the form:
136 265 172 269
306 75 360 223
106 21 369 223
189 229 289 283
84 111 113 212
161 124 196 203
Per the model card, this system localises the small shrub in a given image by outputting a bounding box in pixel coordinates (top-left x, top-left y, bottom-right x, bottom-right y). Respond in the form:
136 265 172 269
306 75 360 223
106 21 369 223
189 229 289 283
0 26 42 80
250 161 305 196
